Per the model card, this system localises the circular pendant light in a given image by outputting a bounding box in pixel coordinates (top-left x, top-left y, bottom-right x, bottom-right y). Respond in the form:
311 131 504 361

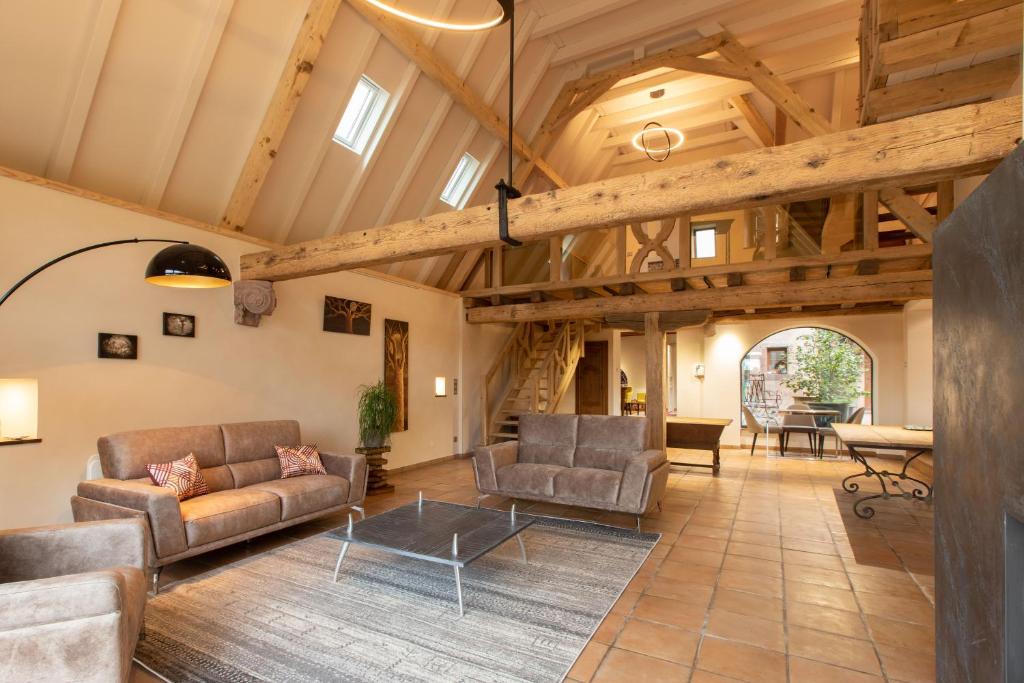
145 243 232 289
360 0 513 31
632 122 685 162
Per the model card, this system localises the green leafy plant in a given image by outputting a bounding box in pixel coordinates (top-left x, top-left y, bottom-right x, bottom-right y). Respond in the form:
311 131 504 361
782 329 867 403
357 380 398 448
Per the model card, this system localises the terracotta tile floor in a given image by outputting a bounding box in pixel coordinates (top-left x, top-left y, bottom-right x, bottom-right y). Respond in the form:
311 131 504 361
133 447 936 683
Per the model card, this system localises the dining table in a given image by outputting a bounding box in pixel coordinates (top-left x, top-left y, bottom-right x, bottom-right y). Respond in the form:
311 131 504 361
831 423 934 519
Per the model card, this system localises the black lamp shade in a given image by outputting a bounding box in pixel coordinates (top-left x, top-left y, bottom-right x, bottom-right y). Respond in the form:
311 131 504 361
145 244 232 289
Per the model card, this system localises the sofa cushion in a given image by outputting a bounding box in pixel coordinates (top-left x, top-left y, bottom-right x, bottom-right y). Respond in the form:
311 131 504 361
275 444 327 478
247 475 350 520
228 458 282 489
178 489 281 547
554 467 622 504
517 414 578 468
145 454 209 501
98 424 225 481
575 415 648 471
495 463 564 497
221 420 301 464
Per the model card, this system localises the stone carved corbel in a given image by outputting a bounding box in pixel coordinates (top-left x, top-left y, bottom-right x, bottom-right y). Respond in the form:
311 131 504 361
234 280 276 327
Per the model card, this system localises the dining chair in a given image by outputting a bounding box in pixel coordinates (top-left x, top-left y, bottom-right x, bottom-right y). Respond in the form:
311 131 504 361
741 404 784 456
782 403 818 456
817 406 866 457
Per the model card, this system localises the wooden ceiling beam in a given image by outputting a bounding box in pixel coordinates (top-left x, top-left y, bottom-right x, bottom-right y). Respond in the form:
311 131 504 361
466 271 933 323
728 95 774 147
348 0 567 189
220 0 342 231
865 55 1020 122
239 97 1019 282
879 188 937 243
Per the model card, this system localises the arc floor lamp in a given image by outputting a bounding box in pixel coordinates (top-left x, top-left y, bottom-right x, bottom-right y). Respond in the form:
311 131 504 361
0 239 232 309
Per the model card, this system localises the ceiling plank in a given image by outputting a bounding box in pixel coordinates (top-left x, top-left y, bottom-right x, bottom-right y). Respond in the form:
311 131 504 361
45 0 124 182
239 97 1019 282
220 0 342 231
466 271 933 323
143 0 234 207
347 0 567 189
879 188 936 243
533 0 639 38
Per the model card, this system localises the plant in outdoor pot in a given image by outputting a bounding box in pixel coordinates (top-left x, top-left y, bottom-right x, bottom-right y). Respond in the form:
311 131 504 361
357 380 398 448
782 329 867 422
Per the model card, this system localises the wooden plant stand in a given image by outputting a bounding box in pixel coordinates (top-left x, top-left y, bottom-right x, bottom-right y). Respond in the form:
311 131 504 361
355 446 395 495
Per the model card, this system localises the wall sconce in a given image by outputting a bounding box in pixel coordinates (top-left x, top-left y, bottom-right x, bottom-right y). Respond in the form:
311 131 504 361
693 364 706 380
0 379 39 443
434 377 447 397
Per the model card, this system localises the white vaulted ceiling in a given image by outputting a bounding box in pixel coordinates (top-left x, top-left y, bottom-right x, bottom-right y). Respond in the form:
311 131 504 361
0 0 889 288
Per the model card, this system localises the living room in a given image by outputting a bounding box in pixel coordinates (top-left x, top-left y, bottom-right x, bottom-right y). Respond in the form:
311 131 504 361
2 1 1022 681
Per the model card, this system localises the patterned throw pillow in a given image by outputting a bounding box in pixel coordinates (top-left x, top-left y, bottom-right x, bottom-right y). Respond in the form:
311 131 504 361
146 453 210 501
275 443 327 478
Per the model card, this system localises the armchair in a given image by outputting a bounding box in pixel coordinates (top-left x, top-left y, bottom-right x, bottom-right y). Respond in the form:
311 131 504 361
0 518 148 682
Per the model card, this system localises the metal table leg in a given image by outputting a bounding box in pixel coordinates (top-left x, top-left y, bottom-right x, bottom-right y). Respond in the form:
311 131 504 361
843 445 933 519
453 566 464 617
332 542 349 582
515 533 528 564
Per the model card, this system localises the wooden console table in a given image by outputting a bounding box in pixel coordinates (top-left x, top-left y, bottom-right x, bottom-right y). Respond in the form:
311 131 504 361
355 446 395 495
666 417 733 473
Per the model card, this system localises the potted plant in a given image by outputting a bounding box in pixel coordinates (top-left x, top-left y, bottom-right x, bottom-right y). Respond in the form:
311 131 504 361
782 329 867 422
357 380 398 448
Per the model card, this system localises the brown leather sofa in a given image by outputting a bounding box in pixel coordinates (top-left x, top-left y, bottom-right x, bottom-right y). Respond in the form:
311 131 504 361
0 518 148 683
71 420 367 589
473 414 668 528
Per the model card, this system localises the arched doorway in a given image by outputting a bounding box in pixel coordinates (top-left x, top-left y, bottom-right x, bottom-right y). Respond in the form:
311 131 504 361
740 327 874 428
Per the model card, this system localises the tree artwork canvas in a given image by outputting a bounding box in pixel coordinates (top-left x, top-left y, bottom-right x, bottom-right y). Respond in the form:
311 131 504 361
384 319 409 432
323 296 371 335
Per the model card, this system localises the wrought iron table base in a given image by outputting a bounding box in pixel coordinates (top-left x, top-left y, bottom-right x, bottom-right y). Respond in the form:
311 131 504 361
842 446 932 519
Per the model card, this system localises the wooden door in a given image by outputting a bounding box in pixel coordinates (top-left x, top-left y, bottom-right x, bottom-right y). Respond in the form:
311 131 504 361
575 341 609 415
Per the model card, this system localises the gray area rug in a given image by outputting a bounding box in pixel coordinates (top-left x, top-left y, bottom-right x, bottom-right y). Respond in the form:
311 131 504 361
136 513 658 682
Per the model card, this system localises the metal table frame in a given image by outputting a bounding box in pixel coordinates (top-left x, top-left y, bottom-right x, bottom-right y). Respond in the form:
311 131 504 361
330 493 532 617
842 445 932 519
832 424 934 519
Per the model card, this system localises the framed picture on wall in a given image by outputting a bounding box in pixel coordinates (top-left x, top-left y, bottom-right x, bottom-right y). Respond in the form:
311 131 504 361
98 333 138 360
163 313 195 338
323 296 371 335
384 319 409 432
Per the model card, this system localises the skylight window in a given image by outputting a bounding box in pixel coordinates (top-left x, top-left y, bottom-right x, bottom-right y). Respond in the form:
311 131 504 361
693 227 717 259
440 153 481 208
333 75 389 154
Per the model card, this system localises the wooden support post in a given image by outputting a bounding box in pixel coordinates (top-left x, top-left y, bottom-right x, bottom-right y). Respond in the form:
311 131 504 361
645 312 666 451
549 237 563 281
615 225 627 275
490 247 503 288
863 190 879 250
677 215 691 270
937 180 955 222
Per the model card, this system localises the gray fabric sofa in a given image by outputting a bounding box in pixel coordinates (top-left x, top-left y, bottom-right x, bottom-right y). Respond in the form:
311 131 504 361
0 518 148 683
473 414 668 526
71 420 367 588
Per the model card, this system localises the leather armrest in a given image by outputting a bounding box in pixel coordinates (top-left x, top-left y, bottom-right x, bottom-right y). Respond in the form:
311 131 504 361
76 479 186 559
618 449 667 511
0 519 147 582
472 441 519 491
0 570 131 631
320 452 367 504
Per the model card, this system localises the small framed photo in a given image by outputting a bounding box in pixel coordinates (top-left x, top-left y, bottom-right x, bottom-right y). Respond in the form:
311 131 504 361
163 313 196 338
98 333 138 360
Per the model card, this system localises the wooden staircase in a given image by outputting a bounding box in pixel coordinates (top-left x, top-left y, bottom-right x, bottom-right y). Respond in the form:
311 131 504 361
481 320 589 445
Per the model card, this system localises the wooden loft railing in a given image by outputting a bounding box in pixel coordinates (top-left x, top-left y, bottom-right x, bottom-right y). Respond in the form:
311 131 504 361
481 320 589 445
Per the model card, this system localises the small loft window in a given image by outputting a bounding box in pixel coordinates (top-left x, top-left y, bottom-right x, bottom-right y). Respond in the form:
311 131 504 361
694 226 717 259
440 153 481 208
333 75 389 154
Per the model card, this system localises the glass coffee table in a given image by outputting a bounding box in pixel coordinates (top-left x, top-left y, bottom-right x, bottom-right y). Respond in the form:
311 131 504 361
328 494 533 616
